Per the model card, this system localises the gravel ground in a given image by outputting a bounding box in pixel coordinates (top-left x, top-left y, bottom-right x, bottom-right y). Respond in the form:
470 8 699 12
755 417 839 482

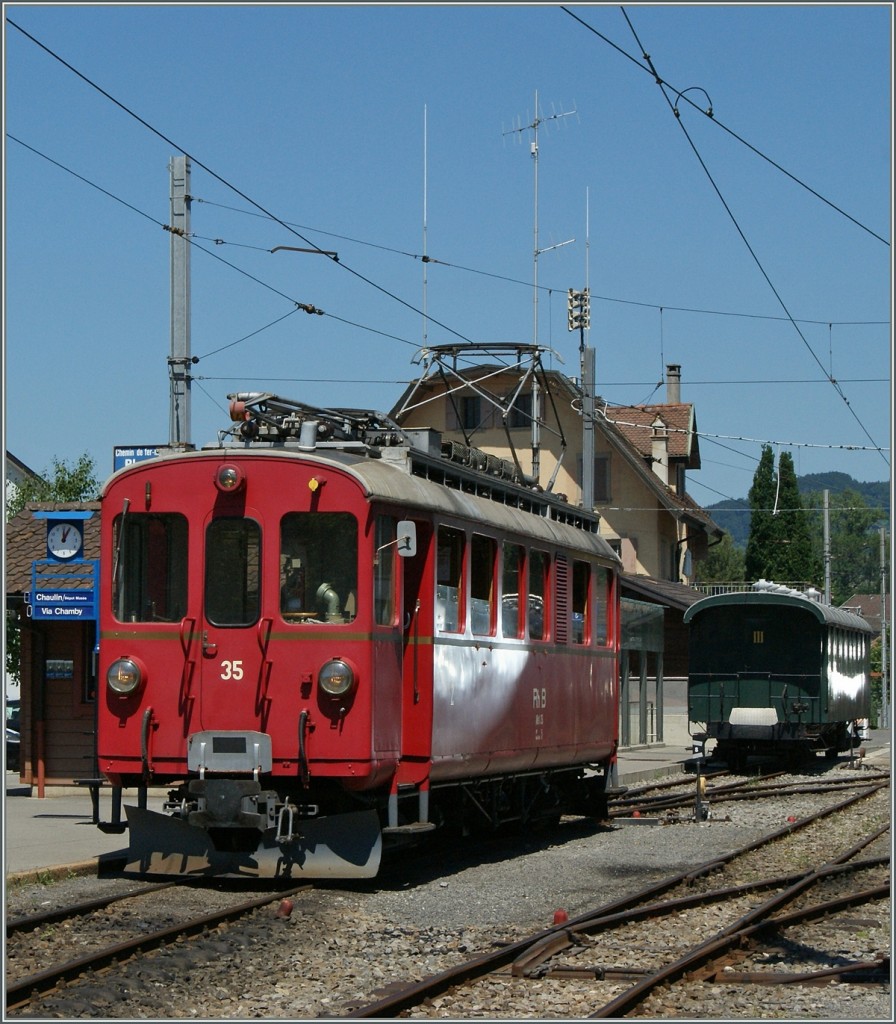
6 765 891 1020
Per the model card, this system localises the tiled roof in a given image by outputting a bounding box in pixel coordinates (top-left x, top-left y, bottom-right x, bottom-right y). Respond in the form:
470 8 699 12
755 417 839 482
602 403 697 464
5 502 101 594
621 574 705 610
840 593 890 633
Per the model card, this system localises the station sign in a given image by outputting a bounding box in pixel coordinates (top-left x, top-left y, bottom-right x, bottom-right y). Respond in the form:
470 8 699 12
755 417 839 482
114 445 162 471
27 589 97 621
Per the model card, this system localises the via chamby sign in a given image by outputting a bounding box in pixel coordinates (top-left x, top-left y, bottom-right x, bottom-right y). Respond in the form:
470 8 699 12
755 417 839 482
28 589 96 621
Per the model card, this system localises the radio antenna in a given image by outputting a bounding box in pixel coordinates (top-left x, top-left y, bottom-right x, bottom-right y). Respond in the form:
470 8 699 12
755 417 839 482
503 91 577 347
422 104 429 350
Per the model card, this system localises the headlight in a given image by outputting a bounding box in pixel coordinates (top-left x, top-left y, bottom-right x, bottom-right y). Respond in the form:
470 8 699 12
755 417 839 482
318 659 355 697
107 657 145 695
215 463 245 492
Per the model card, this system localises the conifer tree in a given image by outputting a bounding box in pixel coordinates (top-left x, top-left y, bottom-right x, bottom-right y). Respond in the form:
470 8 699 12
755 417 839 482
773 451 819 584
744 444 777 581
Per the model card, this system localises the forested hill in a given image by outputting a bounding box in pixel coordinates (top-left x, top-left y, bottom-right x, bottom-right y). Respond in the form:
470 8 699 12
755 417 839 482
706 473 890 549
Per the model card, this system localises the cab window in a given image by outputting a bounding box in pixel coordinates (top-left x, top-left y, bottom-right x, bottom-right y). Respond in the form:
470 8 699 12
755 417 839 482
280 512 358 624
112 512 188 623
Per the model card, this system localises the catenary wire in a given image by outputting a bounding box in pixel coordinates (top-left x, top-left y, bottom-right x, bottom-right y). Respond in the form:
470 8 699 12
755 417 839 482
8 21 889 483
560 5 889 247
6 18 475 347
617 5 887 468
8 133 888 468
193 197 889 328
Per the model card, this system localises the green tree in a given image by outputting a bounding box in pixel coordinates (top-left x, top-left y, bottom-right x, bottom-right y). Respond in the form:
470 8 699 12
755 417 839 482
695 532 745 584
869 625 890 728
802 489 881 605
5 453 100 682
744 446 822 586
744 444 777 582
771 451 820 584
6 453 100 520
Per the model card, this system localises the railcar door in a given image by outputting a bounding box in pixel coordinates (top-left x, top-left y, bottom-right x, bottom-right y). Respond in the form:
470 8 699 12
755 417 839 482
196 510 269 733
400 520 434 769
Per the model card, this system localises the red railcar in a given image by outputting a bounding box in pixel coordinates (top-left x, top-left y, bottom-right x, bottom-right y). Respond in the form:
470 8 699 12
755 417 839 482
96 395 622 878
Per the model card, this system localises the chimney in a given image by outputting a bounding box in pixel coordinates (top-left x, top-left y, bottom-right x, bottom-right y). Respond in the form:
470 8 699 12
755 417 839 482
666 364 681 404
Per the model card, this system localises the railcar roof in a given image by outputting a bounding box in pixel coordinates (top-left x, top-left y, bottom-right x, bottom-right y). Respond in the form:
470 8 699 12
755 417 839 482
682 590 874 633
102 445 621 564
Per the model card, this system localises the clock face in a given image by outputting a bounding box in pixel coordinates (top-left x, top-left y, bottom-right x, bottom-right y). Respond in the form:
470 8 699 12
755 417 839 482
47 522 83 561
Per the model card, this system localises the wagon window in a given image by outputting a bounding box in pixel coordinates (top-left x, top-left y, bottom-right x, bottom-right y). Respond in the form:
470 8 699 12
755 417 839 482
206 518 261 627
279 513 358 624
501 542 524 638
529 549 549 641
112 512 188 623
436 526 464 632
594 566 610 645
572 560 590 645
471 534 496 636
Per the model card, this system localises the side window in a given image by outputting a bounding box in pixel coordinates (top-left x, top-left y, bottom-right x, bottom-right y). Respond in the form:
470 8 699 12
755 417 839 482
112 512 188 623
374 515 396 626
594 566 610 646
529 549 549 641
436 526 465 632
471 534 496 636
501 542 524 638
572 560 590 645
206 518 260 627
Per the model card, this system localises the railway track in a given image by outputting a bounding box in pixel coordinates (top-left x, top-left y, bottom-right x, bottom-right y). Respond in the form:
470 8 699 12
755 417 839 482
5 768 889 1019
343 780 890 1018
5 883 311 1012
610 760 889 820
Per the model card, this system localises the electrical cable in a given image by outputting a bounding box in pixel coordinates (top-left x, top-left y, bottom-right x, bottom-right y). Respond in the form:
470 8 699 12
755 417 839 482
560 5 889 247
617 5 887 468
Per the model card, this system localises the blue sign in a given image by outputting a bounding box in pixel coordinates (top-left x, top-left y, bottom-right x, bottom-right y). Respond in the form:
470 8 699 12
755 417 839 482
28 558 100 622
28 590 96 621
114 445 162 471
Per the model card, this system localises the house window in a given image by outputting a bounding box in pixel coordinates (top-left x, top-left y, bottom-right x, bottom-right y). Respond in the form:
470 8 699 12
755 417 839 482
594 455 611 502
460 396 480 430
507 392 532 428
675 464 686 496
575 453 611 503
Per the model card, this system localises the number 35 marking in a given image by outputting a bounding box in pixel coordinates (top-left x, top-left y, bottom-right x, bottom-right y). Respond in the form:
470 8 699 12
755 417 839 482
221 660 244 681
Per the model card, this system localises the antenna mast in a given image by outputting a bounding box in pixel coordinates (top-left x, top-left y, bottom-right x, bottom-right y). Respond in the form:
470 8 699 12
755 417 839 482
168 154 193 450
422 104 428 349
504 91 576 348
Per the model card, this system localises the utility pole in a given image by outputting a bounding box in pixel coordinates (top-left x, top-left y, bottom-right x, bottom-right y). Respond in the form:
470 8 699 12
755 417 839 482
823 489 831 603
568 288 593 507
168 155 193 450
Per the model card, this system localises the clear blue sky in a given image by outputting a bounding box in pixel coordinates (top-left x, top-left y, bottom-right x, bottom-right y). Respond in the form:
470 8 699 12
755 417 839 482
3 3 892 507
